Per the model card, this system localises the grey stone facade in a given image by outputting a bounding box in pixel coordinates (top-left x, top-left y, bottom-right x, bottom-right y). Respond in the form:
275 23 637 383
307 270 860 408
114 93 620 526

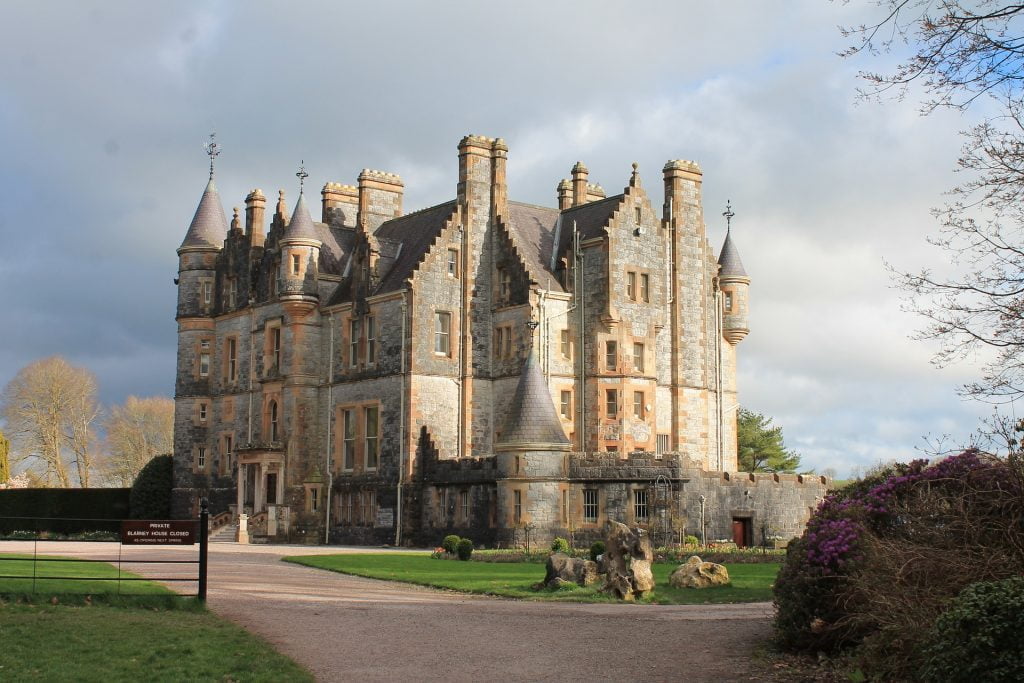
171 134 825 547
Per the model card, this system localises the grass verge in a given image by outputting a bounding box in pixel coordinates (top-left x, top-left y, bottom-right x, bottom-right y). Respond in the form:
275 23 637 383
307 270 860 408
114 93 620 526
0 553 313 681
284 552 779 604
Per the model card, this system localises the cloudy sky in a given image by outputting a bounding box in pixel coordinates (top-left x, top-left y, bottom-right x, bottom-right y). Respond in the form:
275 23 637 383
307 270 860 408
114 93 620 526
0 1 999 476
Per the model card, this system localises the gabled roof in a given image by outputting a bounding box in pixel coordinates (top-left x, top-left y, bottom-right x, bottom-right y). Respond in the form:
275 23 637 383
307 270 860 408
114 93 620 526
373 201 458 294
179 178 228 251
506 202 564 292
283 192 321 242
554 194 623 260
496 350 570 449
718 229 748 279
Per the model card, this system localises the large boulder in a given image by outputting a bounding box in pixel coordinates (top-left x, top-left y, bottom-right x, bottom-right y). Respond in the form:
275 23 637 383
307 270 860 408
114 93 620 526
544 553 599 588
669 556 731 589
602 520 656 600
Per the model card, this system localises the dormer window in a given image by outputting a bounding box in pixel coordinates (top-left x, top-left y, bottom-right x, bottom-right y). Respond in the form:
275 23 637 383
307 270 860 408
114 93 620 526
228 278 237 308
498 268 510 302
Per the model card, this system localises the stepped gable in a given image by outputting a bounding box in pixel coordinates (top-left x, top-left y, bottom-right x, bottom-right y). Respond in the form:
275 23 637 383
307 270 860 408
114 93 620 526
553 193 622 261
718 229 747 279
371 200 459 294
496 351 570 449
506 202 564 292
179 178 228 251
284 191 321 242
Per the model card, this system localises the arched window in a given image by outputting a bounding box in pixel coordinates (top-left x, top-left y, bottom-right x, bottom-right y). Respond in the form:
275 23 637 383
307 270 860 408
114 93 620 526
269 401 279 442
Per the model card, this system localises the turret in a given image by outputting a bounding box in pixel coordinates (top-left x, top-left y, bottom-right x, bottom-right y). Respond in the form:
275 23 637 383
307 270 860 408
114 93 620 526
279 186 322 303
718 218 750 345
176 176 227 319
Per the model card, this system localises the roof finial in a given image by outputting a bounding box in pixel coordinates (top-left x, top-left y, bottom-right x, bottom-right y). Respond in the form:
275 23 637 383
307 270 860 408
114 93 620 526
296 160 309 193
203 132 221 180
723 200 735 233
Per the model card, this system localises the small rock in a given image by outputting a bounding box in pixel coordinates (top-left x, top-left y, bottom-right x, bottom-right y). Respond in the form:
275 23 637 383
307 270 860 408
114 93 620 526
668 556 731 589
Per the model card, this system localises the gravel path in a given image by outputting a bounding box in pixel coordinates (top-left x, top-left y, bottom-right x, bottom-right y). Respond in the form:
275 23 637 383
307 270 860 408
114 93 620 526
6 541 773 682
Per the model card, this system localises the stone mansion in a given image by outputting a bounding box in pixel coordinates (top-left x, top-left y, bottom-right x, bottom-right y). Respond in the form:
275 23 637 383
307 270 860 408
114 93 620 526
171 134 826 546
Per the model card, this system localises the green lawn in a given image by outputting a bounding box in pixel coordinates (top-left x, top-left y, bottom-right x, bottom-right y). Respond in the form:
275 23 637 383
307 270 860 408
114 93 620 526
284 553 779 604
0 554 173 598
0 553 312 681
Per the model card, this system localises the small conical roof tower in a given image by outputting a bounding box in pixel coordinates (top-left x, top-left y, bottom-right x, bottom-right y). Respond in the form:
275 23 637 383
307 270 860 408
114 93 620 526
718 228 747 279
178 177 228 252
717 201 750 345
495 347 570 451
283 190 321 243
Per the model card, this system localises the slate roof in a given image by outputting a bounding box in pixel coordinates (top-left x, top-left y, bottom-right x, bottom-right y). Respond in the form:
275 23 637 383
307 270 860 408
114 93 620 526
496 351 570 448
506 202 564 292
179 178 228 250
283 192 321 242
373 201 458 294
554 194 622 259
314 222 354 275
718 229 748 279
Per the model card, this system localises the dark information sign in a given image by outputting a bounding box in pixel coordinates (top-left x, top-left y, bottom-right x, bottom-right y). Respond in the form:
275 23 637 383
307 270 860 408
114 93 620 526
120 520 197 545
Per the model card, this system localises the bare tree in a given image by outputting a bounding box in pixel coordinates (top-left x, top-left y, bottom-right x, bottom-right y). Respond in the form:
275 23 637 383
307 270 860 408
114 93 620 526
0 356 101 487
101 396 174 487
840 2 1024 401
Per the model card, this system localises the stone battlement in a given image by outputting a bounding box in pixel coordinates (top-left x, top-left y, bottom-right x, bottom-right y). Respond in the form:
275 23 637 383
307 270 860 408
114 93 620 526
357 169 404 186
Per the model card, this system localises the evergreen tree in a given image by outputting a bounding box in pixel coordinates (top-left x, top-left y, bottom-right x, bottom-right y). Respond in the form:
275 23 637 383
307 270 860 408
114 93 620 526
737 408 800 473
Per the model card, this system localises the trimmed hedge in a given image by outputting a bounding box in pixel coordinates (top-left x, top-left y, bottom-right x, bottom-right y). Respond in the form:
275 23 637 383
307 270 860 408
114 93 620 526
0 488 130 534
129 454 172 520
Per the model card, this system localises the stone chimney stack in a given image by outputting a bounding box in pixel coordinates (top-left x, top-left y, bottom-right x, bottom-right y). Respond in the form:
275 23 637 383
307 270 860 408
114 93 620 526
357 170 404 234
322 182 359 229
457 134 495 214
557 179 572 210
245 189 266 247
571 161 589 207
490 138 508 220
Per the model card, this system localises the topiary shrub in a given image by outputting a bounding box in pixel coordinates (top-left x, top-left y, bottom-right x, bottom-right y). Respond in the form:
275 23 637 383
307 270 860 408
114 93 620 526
683 535 699 547
129 454 173 520
589 540 605 562
442 534 462 555
920 576 1024 683
456 538 473 561
550 537 570 553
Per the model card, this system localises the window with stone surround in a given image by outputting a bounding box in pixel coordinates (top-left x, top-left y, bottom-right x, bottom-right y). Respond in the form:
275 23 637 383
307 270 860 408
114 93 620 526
269 401 279 442
640 273 650 303
498 267 511 302
460 490 470 524
349 318 360 366
724 291 734 312
228 277 237 309
633 342 644 372
291 253 300 275
435 311 451 355
657 434 669 454
583 489 598 522
635 206 642 225
438 488 448 520
222 434 233 475
342 492 353 523
560 390 572 419
494 327 505 360
634 489 649 521
199 340 211 378
364 406 379 470
196 446 206 471
272 326 282 370
447 249 459 277
309 487 319 513
605 340 617 371
560 330 572 359
201 281 212 308
627 271 637 300
513 489 522 524
225 338 238 383
605 389 618 416
362 489 375 525
342 409 355 471
365 315 376 364
199 402 208 422
633 391 645 419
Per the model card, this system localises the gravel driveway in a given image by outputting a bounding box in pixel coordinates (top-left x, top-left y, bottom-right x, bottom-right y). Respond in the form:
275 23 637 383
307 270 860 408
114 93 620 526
6 541 773 682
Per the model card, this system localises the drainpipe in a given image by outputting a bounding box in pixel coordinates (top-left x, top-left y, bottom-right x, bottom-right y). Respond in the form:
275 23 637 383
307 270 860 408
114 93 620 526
324 312 335 544
715 285 724 472
396 290 408 546
574 222 586 452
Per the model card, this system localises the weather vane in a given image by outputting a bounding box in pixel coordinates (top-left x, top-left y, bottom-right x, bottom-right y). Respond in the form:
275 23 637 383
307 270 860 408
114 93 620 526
296 160 309 191
203 132 221 180
723 200 735 231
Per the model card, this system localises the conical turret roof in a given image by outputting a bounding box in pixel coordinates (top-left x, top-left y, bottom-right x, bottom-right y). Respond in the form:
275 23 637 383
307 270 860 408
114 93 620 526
179 178 228 251
283 191 321 242
496 349 570 449
718 229 748 279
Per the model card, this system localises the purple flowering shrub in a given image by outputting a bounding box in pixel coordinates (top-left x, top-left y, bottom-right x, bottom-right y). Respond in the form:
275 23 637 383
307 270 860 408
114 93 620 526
774 450 1023 658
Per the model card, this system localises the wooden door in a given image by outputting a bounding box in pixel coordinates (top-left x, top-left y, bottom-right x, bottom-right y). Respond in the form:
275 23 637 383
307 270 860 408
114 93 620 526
732 518 751 547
